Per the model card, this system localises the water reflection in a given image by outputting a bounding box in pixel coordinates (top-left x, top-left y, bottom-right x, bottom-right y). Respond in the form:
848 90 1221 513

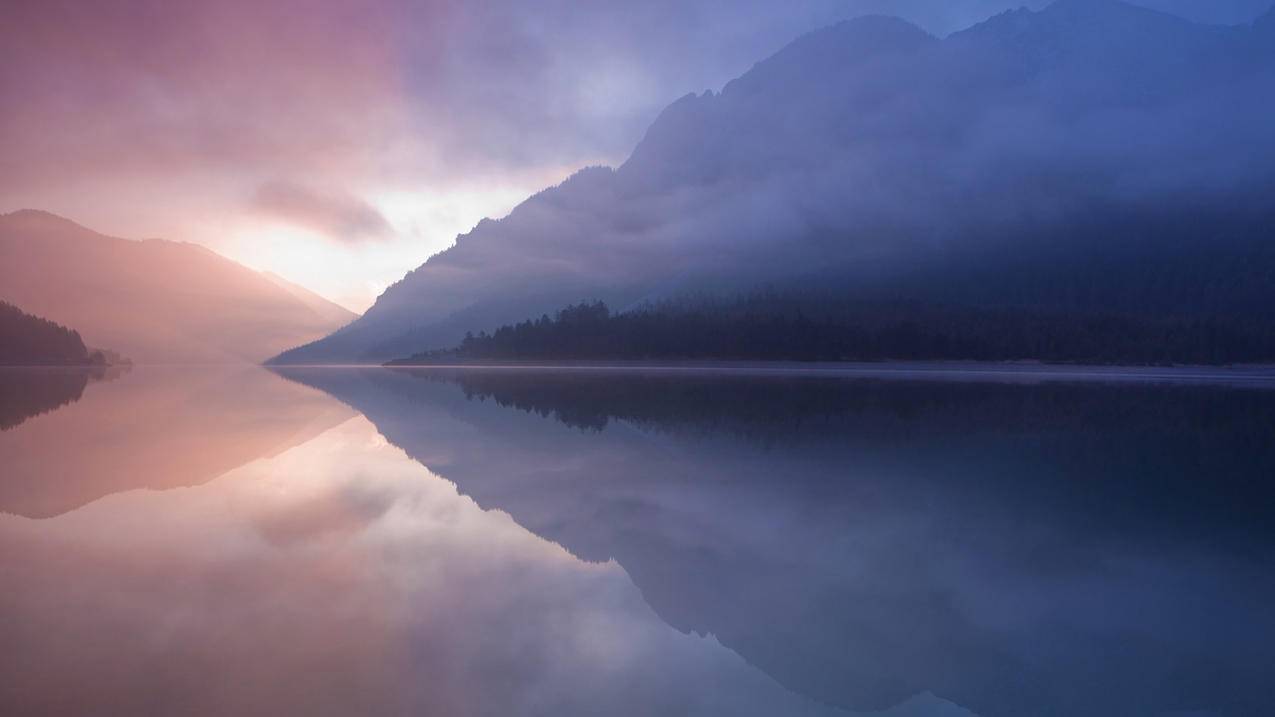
0 365 122 430
0 367 352 517
4 365 1272 716
279 366 1275 717
0 413 932 717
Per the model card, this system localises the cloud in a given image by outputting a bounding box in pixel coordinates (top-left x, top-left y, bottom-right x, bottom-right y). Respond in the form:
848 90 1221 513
278 2 1275 361
4 0 1266 193
2 0 1269 309
251 181 394 243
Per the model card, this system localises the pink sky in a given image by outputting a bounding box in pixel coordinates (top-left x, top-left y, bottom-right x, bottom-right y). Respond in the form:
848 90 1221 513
3 0 1265 311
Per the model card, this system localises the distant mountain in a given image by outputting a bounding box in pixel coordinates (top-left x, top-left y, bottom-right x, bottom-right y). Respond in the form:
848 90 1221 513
273 0 1275 365
261 271 359 329
0 210 356 363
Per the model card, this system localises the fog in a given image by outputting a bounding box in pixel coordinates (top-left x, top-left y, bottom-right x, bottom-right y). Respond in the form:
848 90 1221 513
281 1 1275 362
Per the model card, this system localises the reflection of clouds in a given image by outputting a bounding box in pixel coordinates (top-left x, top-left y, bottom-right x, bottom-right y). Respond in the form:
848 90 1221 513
0 416 958 716
250 485 394 547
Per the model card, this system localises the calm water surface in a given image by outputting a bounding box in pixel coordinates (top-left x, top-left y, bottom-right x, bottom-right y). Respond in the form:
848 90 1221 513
2 365 1274 717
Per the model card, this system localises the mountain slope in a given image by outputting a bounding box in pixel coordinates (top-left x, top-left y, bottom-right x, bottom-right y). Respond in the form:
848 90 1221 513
273 0 1275 365
261 271 358 329
0 210 356 363
0 300 106 366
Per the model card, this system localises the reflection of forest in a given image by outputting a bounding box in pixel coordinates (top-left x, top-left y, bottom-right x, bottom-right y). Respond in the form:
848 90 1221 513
0 366 124 430
284 366 1275 717
443 368 1275 533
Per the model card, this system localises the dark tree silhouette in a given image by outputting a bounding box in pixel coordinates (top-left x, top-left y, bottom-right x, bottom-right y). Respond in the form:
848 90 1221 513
0 301 106 366
388 293 1275 367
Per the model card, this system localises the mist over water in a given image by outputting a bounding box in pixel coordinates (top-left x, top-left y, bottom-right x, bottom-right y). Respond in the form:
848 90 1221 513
3 365 1273 716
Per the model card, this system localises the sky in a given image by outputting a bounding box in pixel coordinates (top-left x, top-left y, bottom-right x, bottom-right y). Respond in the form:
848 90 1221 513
2 0 1270 311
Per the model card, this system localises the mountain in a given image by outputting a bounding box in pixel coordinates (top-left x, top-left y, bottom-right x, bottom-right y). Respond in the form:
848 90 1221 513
388 296 1275 365
273 0 1275 365
0 210 356 363
261 271 358 329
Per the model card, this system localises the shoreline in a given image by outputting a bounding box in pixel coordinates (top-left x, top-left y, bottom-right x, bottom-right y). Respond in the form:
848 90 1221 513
267 359 1275 387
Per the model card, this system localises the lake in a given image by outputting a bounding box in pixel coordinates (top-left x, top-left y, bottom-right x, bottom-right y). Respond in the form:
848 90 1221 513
2 364 1274 716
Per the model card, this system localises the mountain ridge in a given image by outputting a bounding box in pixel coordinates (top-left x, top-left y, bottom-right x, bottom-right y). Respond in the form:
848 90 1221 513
0 210 356 363
272 0 1275 365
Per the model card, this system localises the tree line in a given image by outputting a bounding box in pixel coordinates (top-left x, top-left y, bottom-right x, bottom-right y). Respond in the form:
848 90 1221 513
388 294 1275 366
0 301 107 366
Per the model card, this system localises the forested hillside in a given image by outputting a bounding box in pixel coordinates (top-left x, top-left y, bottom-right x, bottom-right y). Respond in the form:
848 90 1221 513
390 293 1275 366
0 301 105 366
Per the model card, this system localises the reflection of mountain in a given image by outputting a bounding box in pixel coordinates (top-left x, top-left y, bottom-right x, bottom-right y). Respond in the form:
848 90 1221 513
0 367 354 517
0 413 968 717
279 366 1275 717
0 210 355 364
276 2 1275 364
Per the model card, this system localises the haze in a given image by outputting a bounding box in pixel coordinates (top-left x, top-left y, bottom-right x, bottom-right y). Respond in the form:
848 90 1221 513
3 0 1267 311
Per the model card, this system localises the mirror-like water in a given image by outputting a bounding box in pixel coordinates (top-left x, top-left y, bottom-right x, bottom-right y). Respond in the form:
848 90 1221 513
2 365 1273 717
